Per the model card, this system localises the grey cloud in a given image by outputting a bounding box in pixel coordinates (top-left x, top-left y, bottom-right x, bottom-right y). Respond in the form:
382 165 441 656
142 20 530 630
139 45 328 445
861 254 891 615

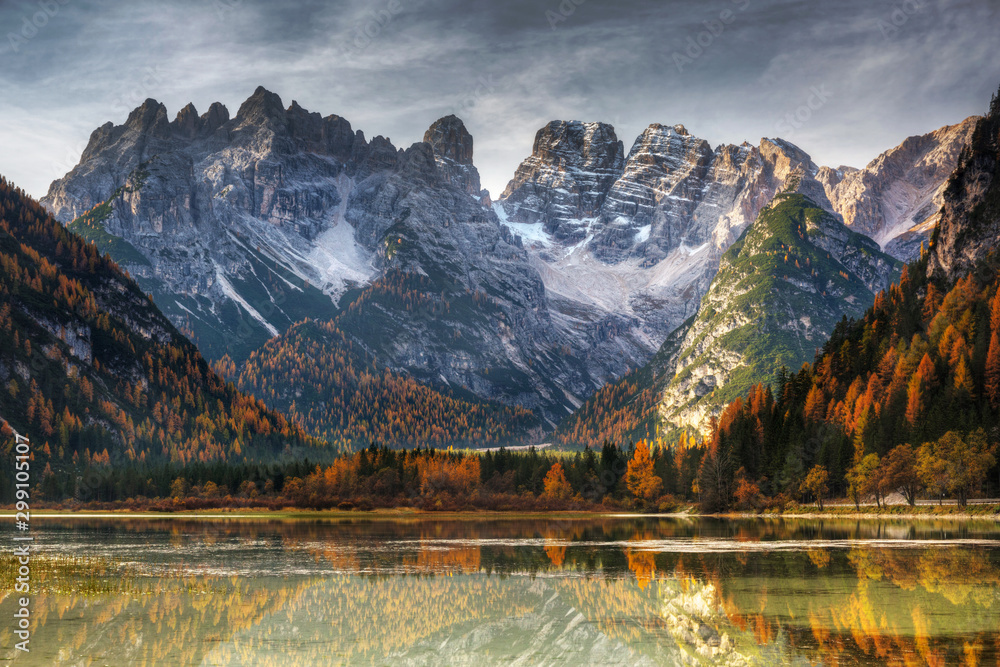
0 0 996 199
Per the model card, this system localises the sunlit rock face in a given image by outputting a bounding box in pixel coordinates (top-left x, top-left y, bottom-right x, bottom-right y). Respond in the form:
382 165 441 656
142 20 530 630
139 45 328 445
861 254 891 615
821 116 979 263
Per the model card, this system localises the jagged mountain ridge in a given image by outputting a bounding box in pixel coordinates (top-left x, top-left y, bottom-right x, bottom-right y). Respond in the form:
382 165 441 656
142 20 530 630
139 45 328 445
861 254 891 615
43 87 973 437
823 117 978 261
495 119 974 386
42 89 635 426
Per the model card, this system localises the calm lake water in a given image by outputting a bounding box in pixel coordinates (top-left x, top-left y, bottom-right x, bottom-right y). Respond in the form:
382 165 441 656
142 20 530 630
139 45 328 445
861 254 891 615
2 515 999 665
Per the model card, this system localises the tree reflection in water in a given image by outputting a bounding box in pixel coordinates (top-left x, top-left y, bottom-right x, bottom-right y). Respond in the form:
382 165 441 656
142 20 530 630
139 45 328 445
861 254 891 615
0 516 997 665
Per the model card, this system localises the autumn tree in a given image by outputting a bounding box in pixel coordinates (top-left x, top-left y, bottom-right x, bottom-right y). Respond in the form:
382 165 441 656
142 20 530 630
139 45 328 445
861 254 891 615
169 477 188 500
625 440 663 502
800 465 829 510
919 430 998 506
733 468 764 512
846 453 878 510
986 330 1000 409
542 462 573 501
917 440 950 505
880 444 922 506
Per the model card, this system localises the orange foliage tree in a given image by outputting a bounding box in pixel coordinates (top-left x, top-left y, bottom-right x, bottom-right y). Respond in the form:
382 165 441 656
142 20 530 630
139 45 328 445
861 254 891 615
625 440 663 502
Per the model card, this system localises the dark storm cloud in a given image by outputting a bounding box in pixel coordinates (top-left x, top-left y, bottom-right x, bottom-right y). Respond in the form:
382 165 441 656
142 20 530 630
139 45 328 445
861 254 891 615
0 0 997 199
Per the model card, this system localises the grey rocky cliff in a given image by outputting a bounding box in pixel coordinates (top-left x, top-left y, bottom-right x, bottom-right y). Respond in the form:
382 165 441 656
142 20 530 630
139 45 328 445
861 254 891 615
496 123 846 388
43 87 383 361
500 120 625 242
423 115 482 198
927 101 1000 280
500 117 972 435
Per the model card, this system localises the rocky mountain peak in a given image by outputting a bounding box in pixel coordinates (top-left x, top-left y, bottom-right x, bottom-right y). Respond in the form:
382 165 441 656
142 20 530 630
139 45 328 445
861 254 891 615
401 141 439 182
235 85 286 125
531 120 623 171
628 123 712 162
424 115 473 165
201 101 230 135
125 98 170 134
423 115 481 196
823 116 978 261
171 102 200 139
499 120 624 238
80 121 117 163
927 102 1000 278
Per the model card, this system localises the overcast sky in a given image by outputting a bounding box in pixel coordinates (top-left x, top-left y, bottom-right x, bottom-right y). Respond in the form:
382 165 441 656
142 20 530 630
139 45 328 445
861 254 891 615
1 0 997 200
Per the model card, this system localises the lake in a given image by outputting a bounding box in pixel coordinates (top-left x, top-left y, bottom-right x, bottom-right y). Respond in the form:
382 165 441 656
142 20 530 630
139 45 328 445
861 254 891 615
2 515 999 665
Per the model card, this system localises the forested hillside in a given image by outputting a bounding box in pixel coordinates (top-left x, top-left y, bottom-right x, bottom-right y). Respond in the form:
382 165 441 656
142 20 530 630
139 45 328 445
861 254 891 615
0 177 319 483
231 316 541 450
697 256 1000 509
695 90 1000 511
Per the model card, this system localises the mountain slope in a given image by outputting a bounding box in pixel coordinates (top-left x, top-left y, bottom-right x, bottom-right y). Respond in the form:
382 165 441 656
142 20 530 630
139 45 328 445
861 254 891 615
556 192 901 444
0 176 319 467
657 192 900 433
496 120 966 402
551 317 691 448
41 91 629 426
688 86 1000 501
43 90 972 437
699 256 1000 498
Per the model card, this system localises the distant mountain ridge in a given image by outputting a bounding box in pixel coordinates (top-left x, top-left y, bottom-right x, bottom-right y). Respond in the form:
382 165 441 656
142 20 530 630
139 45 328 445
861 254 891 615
496 117 975 369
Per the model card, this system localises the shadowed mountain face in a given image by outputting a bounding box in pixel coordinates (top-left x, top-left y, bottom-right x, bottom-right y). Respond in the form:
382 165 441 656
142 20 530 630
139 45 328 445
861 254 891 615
42 87 971 434
928 97 1000 281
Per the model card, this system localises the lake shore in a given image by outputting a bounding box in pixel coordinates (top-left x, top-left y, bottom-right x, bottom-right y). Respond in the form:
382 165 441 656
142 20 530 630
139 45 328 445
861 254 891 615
2 502 998 521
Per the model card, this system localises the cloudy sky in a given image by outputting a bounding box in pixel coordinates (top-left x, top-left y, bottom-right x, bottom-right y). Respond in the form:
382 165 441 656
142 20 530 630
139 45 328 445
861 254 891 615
1 0 997 199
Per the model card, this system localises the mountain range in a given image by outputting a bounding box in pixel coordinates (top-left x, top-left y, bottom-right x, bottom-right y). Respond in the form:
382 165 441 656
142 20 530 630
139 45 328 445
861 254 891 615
36 86 979 445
